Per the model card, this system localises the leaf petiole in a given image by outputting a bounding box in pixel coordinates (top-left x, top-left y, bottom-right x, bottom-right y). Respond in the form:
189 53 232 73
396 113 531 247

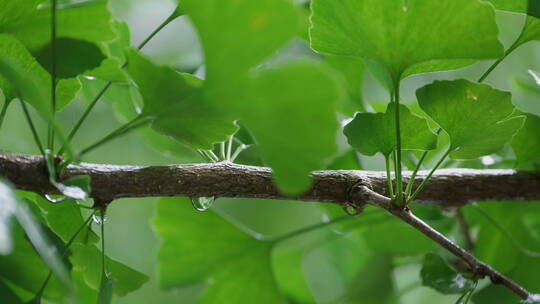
385 155 395 199
408 146 452 203
393 80 404 205
19 99 45 156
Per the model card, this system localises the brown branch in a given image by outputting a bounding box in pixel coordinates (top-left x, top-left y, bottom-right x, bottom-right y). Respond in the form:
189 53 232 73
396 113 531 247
349 184 537 300
2 151 540 205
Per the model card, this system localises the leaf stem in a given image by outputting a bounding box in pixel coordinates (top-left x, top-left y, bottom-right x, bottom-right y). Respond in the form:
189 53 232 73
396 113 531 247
48 0 58 151
60 7 181 154
20 99 45 156
405 128 442 197
0 100 9 130
393 80 404 205
32 210 96 301
477 38 520 83
79 115 150 156
385 156 395 199
227 135 233 161
409 147 452 202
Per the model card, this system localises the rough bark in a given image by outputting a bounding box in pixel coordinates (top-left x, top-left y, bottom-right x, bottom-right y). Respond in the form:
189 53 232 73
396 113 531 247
2 151 540 205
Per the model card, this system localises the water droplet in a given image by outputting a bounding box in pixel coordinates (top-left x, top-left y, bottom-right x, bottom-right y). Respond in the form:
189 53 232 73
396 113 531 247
191 197 215 212
44 194 67 203
92 214 107 225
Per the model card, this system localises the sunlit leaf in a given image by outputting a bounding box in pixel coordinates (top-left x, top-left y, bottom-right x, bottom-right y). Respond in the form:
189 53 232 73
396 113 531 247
416 79 524 160
310 0 503 83
344 102 437 157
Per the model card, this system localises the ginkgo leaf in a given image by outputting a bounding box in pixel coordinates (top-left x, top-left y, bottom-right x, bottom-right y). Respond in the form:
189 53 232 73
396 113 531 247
344 103 437 157
416 79 525 160
485 0 540 48
240 62 343 194
421 253 475 295
126 50 238 150
512 113 540 169
181 0 300 84
310 0 503 82
70 244 148 297
153 197 285 304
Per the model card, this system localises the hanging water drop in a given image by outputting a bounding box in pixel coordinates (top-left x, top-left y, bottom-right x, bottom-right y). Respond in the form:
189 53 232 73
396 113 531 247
44 194 67 203
190 197 215 212
92 213 107 225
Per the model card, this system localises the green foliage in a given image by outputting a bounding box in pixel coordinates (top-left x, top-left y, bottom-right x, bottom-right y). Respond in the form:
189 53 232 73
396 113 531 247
416 80 524 159
310 0 503 83
1 0 540 303
344 103 436 157
420 253 475 294
153 198 283 303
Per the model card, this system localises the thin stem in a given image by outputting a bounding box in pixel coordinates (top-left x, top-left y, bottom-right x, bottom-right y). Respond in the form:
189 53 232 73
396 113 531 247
48 0 58 150
79 115 149 156
405 151 427 197
227 135 233 161
20 99 45 156
271 210 383 243
230 144 251 162
409 147 452 202
405 128 442 197
100 208 106 275
220 142 226 161
0 100 9 130
60 8 180 154
353 185 533 300
471 204 540 258
206 150 220 162
385 156 395 199
477 39 520 83
33 210 96 300
456 209 475 252
393 81 404 205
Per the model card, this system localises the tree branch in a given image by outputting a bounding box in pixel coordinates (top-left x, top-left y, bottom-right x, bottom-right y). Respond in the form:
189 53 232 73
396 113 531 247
349 184 538 300
1 151 540 205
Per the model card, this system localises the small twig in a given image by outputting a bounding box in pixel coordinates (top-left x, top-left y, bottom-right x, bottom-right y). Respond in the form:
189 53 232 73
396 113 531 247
349 184 535 300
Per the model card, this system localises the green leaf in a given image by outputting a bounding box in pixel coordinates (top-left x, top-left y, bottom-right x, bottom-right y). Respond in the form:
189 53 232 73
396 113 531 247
126 50 238 150
416 79 525 160
35 38 105 79
0 180 17 255
32 195 98 245
0 280 23 304
303 233 395 303
344 102 437 157
153 197 285 303
310 0 503 82
512 113 540 169
181 0 300 84
420 253 475 294
485 0 540 48
70 243 148 296
97 275 116 304
0 0 116 52
241 63 343 194
325 55 365 115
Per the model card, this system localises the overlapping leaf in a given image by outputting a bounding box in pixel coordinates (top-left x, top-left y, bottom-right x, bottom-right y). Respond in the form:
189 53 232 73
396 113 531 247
310 0 504 82
416 80 525 160
512 113 540 169
344 103 437 157
136 0 346 194
486 0 540 49
153 197 284 303
126 50 238 150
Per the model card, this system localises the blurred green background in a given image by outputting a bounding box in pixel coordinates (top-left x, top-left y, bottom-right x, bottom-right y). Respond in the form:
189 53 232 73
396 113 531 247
1 0 539 303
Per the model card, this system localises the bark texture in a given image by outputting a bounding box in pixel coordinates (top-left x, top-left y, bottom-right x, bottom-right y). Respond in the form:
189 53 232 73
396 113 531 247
2 151 540 205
